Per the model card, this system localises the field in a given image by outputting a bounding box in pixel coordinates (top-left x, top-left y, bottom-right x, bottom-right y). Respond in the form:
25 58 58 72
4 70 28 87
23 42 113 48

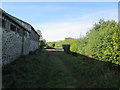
3 48 120 88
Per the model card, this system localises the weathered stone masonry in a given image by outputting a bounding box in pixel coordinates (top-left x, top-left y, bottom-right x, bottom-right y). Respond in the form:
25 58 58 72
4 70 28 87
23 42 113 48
0 27 2 66
2 29 22 65
1 9 40 66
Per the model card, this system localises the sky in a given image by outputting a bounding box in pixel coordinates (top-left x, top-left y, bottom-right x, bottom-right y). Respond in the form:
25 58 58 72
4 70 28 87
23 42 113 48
1 2 118 42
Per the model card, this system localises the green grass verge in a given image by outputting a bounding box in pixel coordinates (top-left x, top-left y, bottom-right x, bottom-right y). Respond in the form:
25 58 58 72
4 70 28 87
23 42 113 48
57 52 120 88
2 49 120 88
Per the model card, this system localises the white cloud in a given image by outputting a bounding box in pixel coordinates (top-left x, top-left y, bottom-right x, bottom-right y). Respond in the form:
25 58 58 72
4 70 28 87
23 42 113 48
34 22 92 42
33 8 117 42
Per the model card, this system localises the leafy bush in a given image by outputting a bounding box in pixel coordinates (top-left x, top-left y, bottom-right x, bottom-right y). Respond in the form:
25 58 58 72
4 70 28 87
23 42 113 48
84 20 120 64
65 20 120 65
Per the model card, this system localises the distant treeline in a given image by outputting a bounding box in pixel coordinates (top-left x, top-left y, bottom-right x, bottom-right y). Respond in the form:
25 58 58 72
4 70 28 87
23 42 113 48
47 20 120 65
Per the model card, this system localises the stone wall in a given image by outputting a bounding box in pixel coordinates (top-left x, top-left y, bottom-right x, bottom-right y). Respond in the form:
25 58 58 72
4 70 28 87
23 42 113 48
2 29 22 65
1 10 40 66
0 28 2 90
23 37 30 55
0 27 2 66
30 40 39 52
2 29 40 66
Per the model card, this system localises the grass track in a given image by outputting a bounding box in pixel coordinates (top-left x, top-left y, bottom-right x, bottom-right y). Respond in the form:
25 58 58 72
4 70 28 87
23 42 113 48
2 49 120 88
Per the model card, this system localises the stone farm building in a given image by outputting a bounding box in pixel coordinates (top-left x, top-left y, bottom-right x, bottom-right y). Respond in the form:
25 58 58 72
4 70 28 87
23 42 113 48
0 9 40 66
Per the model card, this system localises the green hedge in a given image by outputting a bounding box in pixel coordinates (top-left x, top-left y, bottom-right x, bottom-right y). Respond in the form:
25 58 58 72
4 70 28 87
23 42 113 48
70 20 120 65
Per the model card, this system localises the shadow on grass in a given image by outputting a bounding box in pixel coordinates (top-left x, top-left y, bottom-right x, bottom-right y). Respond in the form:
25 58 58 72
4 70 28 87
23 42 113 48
48 50 120 72
47 50 120 87
2 48 120 88
70 51 120 71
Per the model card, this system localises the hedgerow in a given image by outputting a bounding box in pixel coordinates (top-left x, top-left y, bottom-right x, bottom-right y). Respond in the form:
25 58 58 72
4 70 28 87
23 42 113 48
70 20 120 64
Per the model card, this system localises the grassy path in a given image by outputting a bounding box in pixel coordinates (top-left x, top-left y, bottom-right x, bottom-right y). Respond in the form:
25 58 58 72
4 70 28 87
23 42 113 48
2 49 120 88
50 51 82 87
